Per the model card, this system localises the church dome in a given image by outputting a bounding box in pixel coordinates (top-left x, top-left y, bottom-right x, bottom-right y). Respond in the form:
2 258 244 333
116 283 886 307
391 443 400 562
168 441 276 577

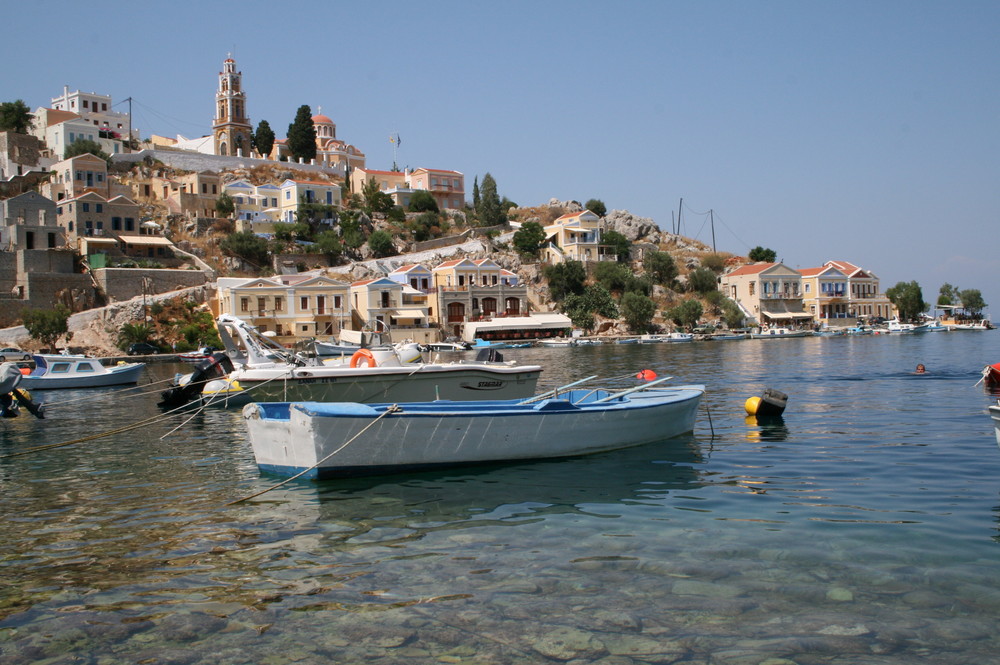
312 114 334 125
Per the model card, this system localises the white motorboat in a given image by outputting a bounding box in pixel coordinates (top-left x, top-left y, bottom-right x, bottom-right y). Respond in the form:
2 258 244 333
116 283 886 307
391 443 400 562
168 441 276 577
950 320 993 331
538 338 576 347
20 354 145 390
750 327 813 339
242 377 705 479
162 315 543 407
886 320 930 333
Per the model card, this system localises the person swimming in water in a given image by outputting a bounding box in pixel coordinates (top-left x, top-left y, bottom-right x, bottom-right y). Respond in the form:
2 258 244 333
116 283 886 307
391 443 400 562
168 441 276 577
915 364 926 374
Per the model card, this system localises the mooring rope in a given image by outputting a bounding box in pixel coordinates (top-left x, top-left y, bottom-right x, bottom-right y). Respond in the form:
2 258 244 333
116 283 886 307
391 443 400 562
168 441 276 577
225 404 403 506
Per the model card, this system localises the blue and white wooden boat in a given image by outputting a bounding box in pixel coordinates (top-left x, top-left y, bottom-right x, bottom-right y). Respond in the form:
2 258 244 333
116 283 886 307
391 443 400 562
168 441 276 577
242 378 705 479
21 354 145 390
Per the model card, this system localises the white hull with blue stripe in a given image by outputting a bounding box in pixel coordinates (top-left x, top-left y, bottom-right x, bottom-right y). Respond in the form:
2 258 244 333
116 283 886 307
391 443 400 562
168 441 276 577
242 383 705 479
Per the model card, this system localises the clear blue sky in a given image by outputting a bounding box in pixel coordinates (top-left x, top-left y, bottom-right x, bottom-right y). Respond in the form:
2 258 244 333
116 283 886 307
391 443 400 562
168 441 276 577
5 1 999 313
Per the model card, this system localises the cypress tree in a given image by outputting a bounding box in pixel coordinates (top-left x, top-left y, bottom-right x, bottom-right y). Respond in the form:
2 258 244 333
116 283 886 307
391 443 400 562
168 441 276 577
253 120 275 158
478 173 505 226
286 105 317 162
472 176 480 212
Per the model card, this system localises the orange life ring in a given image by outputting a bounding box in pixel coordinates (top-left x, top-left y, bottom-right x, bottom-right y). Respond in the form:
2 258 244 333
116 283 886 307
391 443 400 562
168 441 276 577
350 349 377 368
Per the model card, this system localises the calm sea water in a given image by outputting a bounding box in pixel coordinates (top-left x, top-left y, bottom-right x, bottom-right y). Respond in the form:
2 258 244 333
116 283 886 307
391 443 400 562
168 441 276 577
2 332 1000 664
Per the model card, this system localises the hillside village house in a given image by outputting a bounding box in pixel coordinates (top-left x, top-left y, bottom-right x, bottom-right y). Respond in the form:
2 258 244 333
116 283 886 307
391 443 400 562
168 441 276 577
387 263 433 292
0 131 48 180
430 258 526 338
799 265 851 326
279 179 341 224
159 171 221 220
349 277 434 344
49 87 136 140
825 260 895 322
215 274 351 343
43 153 112 202
225 181 282 232
349 167 465 211
720 262 813 328
526 210 615 265
1 191 64 251
350 168 412 207
0 190 90 326
407 168 464 211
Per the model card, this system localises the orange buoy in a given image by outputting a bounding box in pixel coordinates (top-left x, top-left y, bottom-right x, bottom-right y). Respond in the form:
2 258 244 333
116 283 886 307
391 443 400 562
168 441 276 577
636 369 657 381
349 348 377 368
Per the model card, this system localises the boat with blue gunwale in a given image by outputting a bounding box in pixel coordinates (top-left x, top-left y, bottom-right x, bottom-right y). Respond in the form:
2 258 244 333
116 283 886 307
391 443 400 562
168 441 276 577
242 378 705 479
21 354 145 390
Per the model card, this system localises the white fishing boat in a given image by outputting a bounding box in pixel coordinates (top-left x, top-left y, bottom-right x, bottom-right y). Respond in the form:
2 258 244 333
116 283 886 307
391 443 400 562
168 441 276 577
538 338 576 347
886 319 930 333
160 315 542 408
750 327 813 339
21 354 145 390
950 320 993 331
241 377 705 478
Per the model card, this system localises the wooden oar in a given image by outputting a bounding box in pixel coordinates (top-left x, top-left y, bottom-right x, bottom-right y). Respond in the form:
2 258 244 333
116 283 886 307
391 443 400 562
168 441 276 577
519 375 599 404
593 376 675 403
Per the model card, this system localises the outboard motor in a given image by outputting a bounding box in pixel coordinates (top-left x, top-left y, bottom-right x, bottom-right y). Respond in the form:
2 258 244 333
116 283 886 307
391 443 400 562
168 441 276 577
0 362 43 418
475 348 504 363
158 352 235 409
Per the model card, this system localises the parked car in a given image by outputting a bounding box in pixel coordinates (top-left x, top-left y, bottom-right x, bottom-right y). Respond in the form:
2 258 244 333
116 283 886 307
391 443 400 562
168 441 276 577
0 347 31 362
127 342 160 356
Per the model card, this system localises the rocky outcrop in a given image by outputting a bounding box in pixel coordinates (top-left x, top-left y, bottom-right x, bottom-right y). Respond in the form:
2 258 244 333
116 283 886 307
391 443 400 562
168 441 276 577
604 209 660 242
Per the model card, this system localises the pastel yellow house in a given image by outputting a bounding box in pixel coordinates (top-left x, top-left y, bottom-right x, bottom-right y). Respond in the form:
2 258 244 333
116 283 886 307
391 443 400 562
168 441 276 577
279 179 341 225
215 273 351 345
225 181 282 233
799 265 852 326
531 210 614 264
720 262 813 328
824 260 895 321
407 168 464 210
349 277 434 344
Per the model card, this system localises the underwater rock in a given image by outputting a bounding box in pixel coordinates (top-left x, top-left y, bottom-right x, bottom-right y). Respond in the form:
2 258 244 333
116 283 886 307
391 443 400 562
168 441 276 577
530 625 607 661
157 613 228 642
671 579 743 598
826 587 854 602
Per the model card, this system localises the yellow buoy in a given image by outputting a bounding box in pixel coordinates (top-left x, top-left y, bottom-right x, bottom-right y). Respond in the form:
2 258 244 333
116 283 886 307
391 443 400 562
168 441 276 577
745 396 762 415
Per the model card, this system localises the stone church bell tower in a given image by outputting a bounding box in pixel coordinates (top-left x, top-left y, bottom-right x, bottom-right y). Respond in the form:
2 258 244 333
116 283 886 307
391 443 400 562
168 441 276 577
213 55 252 157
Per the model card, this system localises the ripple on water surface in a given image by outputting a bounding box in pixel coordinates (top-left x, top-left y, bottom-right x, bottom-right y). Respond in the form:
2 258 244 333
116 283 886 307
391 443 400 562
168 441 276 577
3 336 1000 663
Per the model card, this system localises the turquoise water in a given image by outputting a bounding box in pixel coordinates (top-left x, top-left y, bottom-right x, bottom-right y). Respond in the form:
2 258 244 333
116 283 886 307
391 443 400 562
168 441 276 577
2 332 1000 664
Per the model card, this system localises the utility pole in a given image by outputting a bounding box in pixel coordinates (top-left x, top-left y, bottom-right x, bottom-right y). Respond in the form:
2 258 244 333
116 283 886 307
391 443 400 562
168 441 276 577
677 198 683 235
710 209 716 252
125 97 132 152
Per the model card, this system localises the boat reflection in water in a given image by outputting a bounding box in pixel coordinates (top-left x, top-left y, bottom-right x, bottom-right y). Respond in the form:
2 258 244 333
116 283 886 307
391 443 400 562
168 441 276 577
249 433 707 537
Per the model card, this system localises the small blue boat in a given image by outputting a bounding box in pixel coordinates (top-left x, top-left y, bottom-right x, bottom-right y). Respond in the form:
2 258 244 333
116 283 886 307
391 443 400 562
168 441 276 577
242 377 705 479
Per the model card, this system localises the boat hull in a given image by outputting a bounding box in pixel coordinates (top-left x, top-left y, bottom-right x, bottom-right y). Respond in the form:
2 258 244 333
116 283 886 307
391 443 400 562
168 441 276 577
243 386 704 478
230 363 541 403
21 356 145 390
989 404 1000 447
750 329 813 339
